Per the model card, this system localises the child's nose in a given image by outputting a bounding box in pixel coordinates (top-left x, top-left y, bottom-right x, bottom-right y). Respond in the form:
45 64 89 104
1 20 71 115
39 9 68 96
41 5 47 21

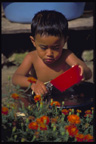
46 49 53 57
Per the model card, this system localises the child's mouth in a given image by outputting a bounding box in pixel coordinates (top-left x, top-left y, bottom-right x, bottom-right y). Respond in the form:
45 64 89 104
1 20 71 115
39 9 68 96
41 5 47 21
44 59 55 64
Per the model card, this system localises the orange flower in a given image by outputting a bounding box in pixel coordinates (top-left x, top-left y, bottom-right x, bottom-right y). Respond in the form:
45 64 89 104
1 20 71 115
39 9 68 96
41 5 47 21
2 107 8 115
39 123 47 130
91 107 94 110
11 93 19 100
28 122 38 130
62 109 69 115
51 117 58 123
36 116 50 125
75 133 85 142
40 116 50 125
84 134 94 142
76 109 81 113
34 95 41 102
28 77 37 83
85 110 92 114
65 125 78 137
67 114 81 124
84 110 92 117
50 101 60 107
36 118 42 124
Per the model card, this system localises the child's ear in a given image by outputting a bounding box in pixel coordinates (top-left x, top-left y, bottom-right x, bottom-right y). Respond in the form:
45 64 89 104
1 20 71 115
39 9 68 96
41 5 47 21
30 36 36 47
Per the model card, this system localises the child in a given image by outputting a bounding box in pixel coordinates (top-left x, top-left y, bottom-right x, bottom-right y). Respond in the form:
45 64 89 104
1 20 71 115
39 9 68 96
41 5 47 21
12 10 92 97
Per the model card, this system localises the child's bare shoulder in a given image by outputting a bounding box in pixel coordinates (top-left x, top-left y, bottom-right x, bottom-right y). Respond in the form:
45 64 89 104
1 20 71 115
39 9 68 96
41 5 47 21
25 50 37 60
22 50 37 65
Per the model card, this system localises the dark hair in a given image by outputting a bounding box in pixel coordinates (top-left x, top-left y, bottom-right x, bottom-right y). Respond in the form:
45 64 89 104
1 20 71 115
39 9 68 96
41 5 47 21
31 10 68 38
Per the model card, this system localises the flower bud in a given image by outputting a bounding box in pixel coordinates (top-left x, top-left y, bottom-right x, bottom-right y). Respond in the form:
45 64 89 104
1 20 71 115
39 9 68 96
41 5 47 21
51 98 53 103
26 118 29 123
62 101 64 106
12 126 16 132
21 138 26 142
61 131 65 135
72 109 74 113
53 126 56 131
14 135 17 139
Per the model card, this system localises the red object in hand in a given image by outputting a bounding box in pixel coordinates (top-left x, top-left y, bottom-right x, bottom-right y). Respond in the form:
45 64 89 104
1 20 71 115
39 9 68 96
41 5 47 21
50 65 83 92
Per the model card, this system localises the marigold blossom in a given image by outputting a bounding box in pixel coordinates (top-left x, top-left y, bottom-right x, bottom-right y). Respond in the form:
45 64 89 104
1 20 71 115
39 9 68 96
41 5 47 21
65 124 78 137
36 118 42 124
76 109 81 113
50 101 60 107
39 123 47 130
28 122 38 130
34 95 41 102
36 116 50 125
62 109 69 115
68 109 72 112
40 116 50 125
11 93 19 100
27 77 37 83
2 107 9 115
84 134 94 142
75 133 85 142
67 114 81 124
91 107 94 110
85 110 92 114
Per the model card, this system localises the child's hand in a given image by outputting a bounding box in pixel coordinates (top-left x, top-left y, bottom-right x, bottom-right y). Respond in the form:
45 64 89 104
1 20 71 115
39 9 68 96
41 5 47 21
31 80 48 96
78 65 85 81
72 65 85 81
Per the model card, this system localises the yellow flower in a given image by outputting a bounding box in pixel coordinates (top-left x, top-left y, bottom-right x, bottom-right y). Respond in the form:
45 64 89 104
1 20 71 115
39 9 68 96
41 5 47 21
91 107 94 110
76 109 81 113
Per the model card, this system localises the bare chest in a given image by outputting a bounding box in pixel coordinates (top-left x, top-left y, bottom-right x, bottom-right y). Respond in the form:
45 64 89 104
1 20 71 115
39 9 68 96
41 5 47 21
33 59 70 82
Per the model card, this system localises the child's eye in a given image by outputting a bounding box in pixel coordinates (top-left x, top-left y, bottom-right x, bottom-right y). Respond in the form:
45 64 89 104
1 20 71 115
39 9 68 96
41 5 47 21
40 47 47 50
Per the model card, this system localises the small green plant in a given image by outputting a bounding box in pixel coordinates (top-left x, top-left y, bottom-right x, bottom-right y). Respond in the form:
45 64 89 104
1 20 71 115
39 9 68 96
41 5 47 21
2 77 94 142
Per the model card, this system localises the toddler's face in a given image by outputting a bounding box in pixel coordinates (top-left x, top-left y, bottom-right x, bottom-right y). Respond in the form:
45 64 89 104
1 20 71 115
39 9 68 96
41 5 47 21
34 34 66 65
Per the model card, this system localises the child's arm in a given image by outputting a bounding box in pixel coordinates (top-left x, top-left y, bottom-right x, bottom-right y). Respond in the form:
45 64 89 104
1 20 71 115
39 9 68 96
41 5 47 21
12 53 48 95
12 54 33 87
65 50 92 80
